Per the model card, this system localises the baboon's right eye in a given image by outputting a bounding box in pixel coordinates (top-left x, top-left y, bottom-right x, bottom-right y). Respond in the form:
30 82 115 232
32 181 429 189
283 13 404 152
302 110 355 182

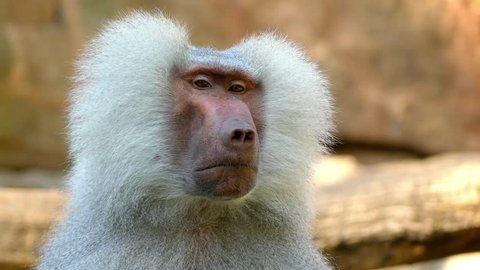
192 75 212 89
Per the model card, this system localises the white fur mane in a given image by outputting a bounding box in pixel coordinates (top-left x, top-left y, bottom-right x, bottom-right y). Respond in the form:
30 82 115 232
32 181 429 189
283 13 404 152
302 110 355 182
37 11 334 270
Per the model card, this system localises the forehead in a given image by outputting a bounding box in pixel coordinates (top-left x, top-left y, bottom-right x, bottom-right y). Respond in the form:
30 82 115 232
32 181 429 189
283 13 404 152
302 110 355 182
187 47 257 77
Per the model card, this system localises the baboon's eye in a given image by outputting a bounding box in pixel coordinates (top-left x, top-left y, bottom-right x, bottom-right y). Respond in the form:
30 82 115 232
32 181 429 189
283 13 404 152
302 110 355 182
229 81 246 93
192 75 212 89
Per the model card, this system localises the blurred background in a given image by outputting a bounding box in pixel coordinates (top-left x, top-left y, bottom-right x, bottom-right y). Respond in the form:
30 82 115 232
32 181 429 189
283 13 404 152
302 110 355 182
0 0 479 269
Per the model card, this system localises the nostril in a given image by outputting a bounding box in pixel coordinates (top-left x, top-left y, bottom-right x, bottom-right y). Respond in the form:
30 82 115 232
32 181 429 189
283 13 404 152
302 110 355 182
231 129 246 143
244 130 255 142
222 119 257 148
231 129 255 144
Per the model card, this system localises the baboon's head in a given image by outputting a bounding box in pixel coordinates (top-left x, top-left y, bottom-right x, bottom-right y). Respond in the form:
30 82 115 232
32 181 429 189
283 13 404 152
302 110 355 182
68 12 333 218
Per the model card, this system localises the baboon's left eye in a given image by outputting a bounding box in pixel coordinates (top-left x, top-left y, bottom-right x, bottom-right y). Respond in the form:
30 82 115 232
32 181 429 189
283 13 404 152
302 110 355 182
229 81 246 93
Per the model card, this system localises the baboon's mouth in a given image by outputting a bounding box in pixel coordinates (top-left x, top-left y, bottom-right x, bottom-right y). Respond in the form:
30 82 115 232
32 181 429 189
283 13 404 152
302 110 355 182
190 162 259 199
195 163 257 172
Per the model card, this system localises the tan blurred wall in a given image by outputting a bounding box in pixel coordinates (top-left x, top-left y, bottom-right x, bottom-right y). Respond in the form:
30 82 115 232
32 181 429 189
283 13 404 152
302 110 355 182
0 0 479 169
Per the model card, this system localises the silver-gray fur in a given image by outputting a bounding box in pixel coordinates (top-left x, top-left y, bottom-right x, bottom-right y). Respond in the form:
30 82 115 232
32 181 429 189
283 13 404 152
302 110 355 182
36 11 334 270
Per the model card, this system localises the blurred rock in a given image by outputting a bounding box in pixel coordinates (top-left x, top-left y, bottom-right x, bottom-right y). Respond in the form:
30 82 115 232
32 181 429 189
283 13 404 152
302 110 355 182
315 1 480 154
0 0 73 169
0 0 60 25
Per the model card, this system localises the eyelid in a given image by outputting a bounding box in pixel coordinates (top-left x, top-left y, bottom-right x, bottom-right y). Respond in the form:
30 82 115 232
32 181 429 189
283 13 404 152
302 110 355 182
192 74 212 84
230 80 246 88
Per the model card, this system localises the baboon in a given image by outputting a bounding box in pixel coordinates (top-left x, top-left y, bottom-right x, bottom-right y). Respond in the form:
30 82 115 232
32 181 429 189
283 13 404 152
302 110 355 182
36 11 334 270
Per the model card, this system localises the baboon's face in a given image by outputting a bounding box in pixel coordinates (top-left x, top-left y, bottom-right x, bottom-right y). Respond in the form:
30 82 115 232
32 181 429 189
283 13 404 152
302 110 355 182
170 66 264 200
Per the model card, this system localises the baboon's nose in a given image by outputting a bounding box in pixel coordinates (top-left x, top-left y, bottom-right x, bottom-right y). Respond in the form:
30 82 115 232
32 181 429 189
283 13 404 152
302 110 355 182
221 119 257 149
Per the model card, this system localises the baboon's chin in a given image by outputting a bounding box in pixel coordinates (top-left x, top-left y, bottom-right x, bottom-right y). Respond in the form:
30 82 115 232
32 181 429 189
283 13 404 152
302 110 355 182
187 166 257 200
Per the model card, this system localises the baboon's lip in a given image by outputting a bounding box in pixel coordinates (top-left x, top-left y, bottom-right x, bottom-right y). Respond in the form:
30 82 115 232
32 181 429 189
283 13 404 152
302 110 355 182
195 163 257 172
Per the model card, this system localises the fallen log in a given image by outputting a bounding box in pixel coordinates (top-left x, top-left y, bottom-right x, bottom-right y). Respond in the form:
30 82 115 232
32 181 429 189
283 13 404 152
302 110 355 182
314 153 480 269
0 153 479 270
